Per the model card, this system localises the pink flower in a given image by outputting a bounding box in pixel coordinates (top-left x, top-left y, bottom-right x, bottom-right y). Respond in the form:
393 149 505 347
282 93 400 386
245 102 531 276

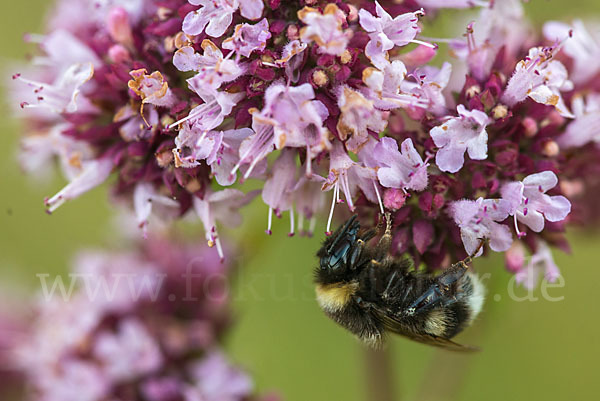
15 237 268 401
322 141 382 232
450 197 513 256
501 171 571 236
292 172 327 236
133 183 180 236
107 6 134 46
373 137 429 192
93 318 163 381
230 115 275 181
173 40 246 87
173 125 256 186
184 351 253 401
515 241 561 289
171 82 243 132
182 0 264 37
210 128 257 186
359 3 429 69
222 18 271 58
362 59 428 110
262 149 297 235
450 2 528 81
276 40 307 83
34 360 109 401
45 158 113 213
298 4 352 56
173 124 222 169
128 69 178 109
505 240 526 273
430 105 490 173
400 62 452 115
233 82 329 176
417 0 488 8
544 20 600 85
34 29 101 72
557 93 600 148
502 46 575 118
193 189 258 260
16 62 95 114
337 86 387 153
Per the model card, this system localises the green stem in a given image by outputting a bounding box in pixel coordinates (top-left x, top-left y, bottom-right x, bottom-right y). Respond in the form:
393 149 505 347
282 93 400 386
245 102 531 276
363 345 398 401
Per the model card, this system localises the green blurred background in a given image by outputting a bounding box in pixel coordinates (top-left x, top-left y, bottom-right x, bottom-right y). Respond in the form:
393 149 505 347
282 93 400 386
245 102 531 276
1 1 599 400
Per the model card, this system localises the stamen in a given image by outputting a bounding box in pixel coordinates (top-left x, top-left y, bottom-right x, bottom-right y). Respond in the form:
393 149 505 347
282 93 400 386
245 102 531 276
166 112 195 129
214 236 224 262
410 39 437 49
373 181 384 215
298 213 305 235
308 217 316 237
288 207 295 237
266 207 273 235
195 130 208 147
326 185 338 235
514 214 526 238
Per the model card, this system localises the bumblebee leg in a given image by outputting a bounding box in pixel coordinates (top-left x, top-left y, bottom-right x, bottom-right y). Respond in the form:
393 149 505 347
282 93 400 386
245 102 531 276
452 238 487 271
374 212 393 256
347 239 367 269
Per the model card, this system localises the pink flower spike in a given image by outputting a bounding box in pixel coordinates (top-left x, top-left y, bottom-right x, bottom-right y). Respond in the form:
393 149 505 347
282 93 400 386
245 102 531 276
45 158 113 213
430 105 490 173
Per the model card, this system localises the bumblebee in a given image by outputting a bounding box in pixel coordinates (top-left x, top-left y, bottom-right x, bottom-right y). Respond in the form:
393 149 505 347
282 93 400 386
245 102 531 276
315 214 485 351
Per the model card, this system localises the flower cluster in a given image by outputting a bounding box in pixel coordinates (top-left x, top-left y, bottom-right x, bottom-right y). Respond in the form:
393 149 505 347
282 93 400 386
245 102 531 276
11 0 600 284
13 237 273 401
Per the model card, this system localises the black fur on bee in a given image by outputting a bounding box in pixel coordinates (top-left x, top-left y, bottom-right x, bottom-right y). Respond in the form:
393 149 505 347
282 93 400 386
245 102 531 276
315 214 485 351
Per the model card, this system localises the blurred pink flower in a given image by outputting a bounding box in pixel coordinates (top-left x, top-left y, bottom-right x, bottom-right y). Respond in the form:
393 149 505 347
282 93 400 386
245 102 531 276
15 238 269 401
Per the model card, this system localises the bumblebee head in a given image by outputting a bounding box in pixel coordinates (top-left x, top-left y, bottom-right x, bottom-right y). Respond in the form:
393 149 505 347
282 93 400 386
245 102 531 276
315 215 362 285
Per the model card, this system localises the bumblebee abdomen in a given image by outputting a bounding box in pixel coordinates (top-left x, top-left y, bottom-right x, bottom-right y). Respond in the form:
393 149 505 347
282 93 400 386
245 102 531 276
425 271 485 339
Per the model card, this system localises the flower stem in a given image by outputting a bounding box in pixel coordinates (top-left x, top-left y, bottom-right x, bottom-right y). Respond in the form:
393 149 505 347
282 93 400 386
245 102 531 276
363 345 398 401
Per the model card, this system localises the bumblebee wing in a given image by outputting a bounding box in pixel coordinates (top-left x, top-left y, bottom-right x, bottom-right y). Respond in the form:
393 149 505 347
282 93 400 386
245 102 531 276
377 312 479 352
